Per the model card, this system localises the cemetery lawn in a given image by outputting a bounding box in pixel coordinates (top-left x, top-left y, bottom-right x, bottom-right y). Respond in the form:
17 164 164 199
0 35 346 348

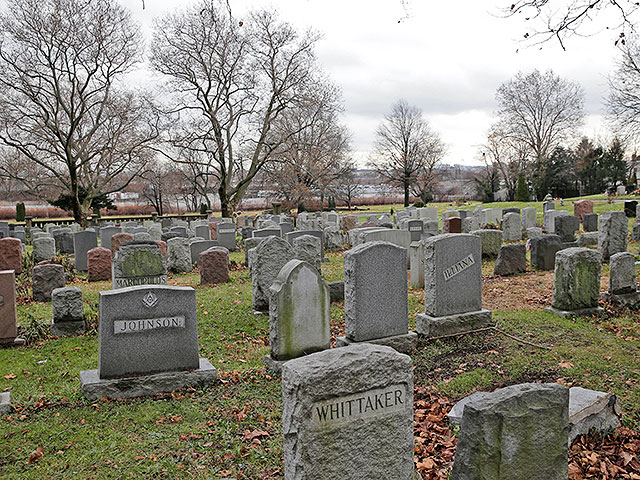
1 250 639 478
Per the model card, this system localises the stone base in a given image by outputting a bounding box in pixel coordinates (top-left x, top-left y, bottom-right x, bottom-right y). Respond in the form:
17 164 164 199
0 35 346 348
545 306 605 318
262 355 288 376
50 320 86 337
0 336 25 348
0 391 10 414
602 291 640 309
79 358 218 401
417 310 493 338
335 331 418 354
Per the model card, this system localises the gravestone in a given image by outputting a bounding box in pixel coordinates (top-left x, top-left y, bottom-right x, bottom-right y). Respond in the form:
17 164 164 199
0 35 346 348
282 344 414 480
547 247 603 317
521 207 537 229
323 226 343 250
444 217 462 233
133 232 151 242
407 219 424 242
624 200 637 217
461 217 479 233
286 230 325 261
471 229 502 258
79 285 218 400
525 227 543 239
169 226 187 238
32 264 65 302
633 221 640 242
73 230 98 271
418 207 438 220
244 237 264 268
583 213 598 232
483 208 502 226
53 228 74 254
554 215 580 243
337 242 416 353
409 241 424 289
293 235 322 272
451 383 569 480
0 271 24 346
263 259 330 374
494 244 527 276
161 231 180 243
501 212 521 242
110 232 134 254
543 210 569 233
167 237 192 273
530 234 563 271
112 242 167 289
417 234 491 337
200 247 229 285
33 237 55 264
342 215 357 231
251 236 295 313
194 225 210 240
604 252 640 308
543 200 555 212
279 222 293 236
577 232 599 247
190 240 220 265
253 228 281 239
50 286 85 336
574 199 593 222
598 211 628 262
0 238 22 274
87 247 112 282
216 223 237 251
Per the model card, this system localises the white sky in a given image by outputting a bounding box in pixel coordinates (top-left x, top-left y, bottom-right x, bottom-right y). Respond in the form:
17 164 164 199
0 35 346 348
126 0 624 166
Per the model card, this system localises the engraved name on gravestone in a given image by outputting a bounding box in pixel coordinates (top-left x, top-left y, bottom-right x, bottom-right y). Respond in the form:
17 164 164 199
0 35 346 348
112 242 167 289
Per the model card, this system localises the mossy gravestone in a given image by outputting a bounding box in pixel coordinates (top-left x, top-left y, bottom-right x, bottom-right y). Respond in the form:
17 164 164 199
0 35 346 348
451 383 569 480
112 242 167 289
282 344 414 479
547 247 603 317
263 259 330 374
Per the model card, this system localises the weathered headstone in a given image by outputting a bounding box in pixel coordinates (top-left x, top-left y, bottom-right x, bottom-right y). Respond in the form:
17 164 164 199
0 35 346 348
194 225 210 240
112 242 167 289
417 234 491 337
50 286 85 336
337 242 416 353
598 211 628 262
73 230 98 271
502 212 521 242
53 228 74 254
461 217 479 233
167 237 192 273
251 236 295 313
471 229 502 258
583 213 598 232
281 344 414 480
543 200 556 212
189 240 220 265
110 232 134 254
554 215 580 243
521 207 537 230
216 222 237 251
323 226 343 250
32 263 65 302
530 234 563 271
0 238 22 274
543 209 569 233
293 235 322 272
200 247 229 285
253 227 281 239
0 270 24 346
263 260 330 374
604 251 640 307
574 199 593 222
79 285 218 400
493 243 527 276
407 219 424 242
525 227 543 239
547 247 603 317
624 200 637 218
577 232 599 247
33 237 55 263
451 383 569 480
87 247 112 282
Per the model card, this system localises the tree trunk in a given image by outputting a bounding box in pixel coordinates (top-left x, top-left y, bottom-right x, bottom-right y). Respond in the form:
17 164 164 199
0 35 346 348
69 169 87 228
403 180 410 207
219 184 232 218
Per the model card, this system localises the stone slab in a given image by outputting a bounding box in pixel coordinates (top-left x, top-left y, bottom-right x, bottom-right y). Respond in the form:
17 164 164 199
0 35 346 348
50 320 86 337
335 331 418 355
0 391 10 414
545 306 605 318
416 310 493 337
79 358 218 401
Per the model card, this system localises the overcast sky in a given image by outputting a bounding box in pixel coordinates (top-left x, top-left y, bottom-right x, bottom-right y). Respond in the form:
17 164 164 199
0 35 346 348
126 0 624 166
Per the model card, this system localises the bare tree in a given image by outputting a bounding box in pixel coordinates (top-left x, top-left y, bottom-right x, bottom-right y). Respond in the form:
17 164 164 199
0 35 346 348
608 40 640 139
369 99 446 207
504 0 640 49
481 123 530 200
0 0 159 226
265 81 351 209
495 70 585 172
150 0 323 218
330 162 363 210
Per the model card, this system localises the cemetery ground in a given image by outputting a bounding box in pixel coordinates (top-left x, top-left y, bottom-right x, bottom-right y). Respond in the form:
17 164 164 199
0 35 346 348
0 202 639 478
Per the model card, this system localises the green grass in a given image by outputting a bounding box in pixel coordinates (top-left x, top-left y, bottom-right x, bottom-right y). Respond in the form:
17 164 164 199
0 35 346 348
1 200 640 478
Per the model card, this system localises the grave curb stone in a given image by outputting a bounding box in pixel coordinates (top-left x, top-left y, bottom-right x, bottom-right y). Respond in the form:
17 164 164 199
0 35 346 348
79 358 218 401
416 310 493 337
335 331 418 355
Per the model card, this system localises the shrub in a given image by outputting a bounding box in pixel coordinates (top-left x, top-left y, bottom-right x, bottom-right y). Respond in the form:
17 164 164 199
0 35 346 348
16 202 25 221
413 200 425 208
515 173 529 202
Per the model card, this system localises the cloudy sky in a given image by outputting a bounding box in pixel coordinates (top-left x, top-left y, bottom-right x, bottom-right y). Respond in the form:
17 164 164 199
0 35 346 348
127 0 624 166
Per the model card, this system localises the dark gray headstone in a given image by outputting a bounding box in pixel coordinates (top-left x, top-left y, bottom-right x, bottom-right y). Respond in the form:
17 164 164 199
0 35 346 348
73 230 98 271
530 234 562 271
99 226 121 251
494 243 527 276
32 264 65 302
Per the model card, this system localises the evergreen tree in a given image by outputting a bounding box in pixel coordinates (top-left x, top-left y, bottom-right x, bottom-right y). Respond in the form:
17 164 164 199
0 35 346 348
515 173 529 201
